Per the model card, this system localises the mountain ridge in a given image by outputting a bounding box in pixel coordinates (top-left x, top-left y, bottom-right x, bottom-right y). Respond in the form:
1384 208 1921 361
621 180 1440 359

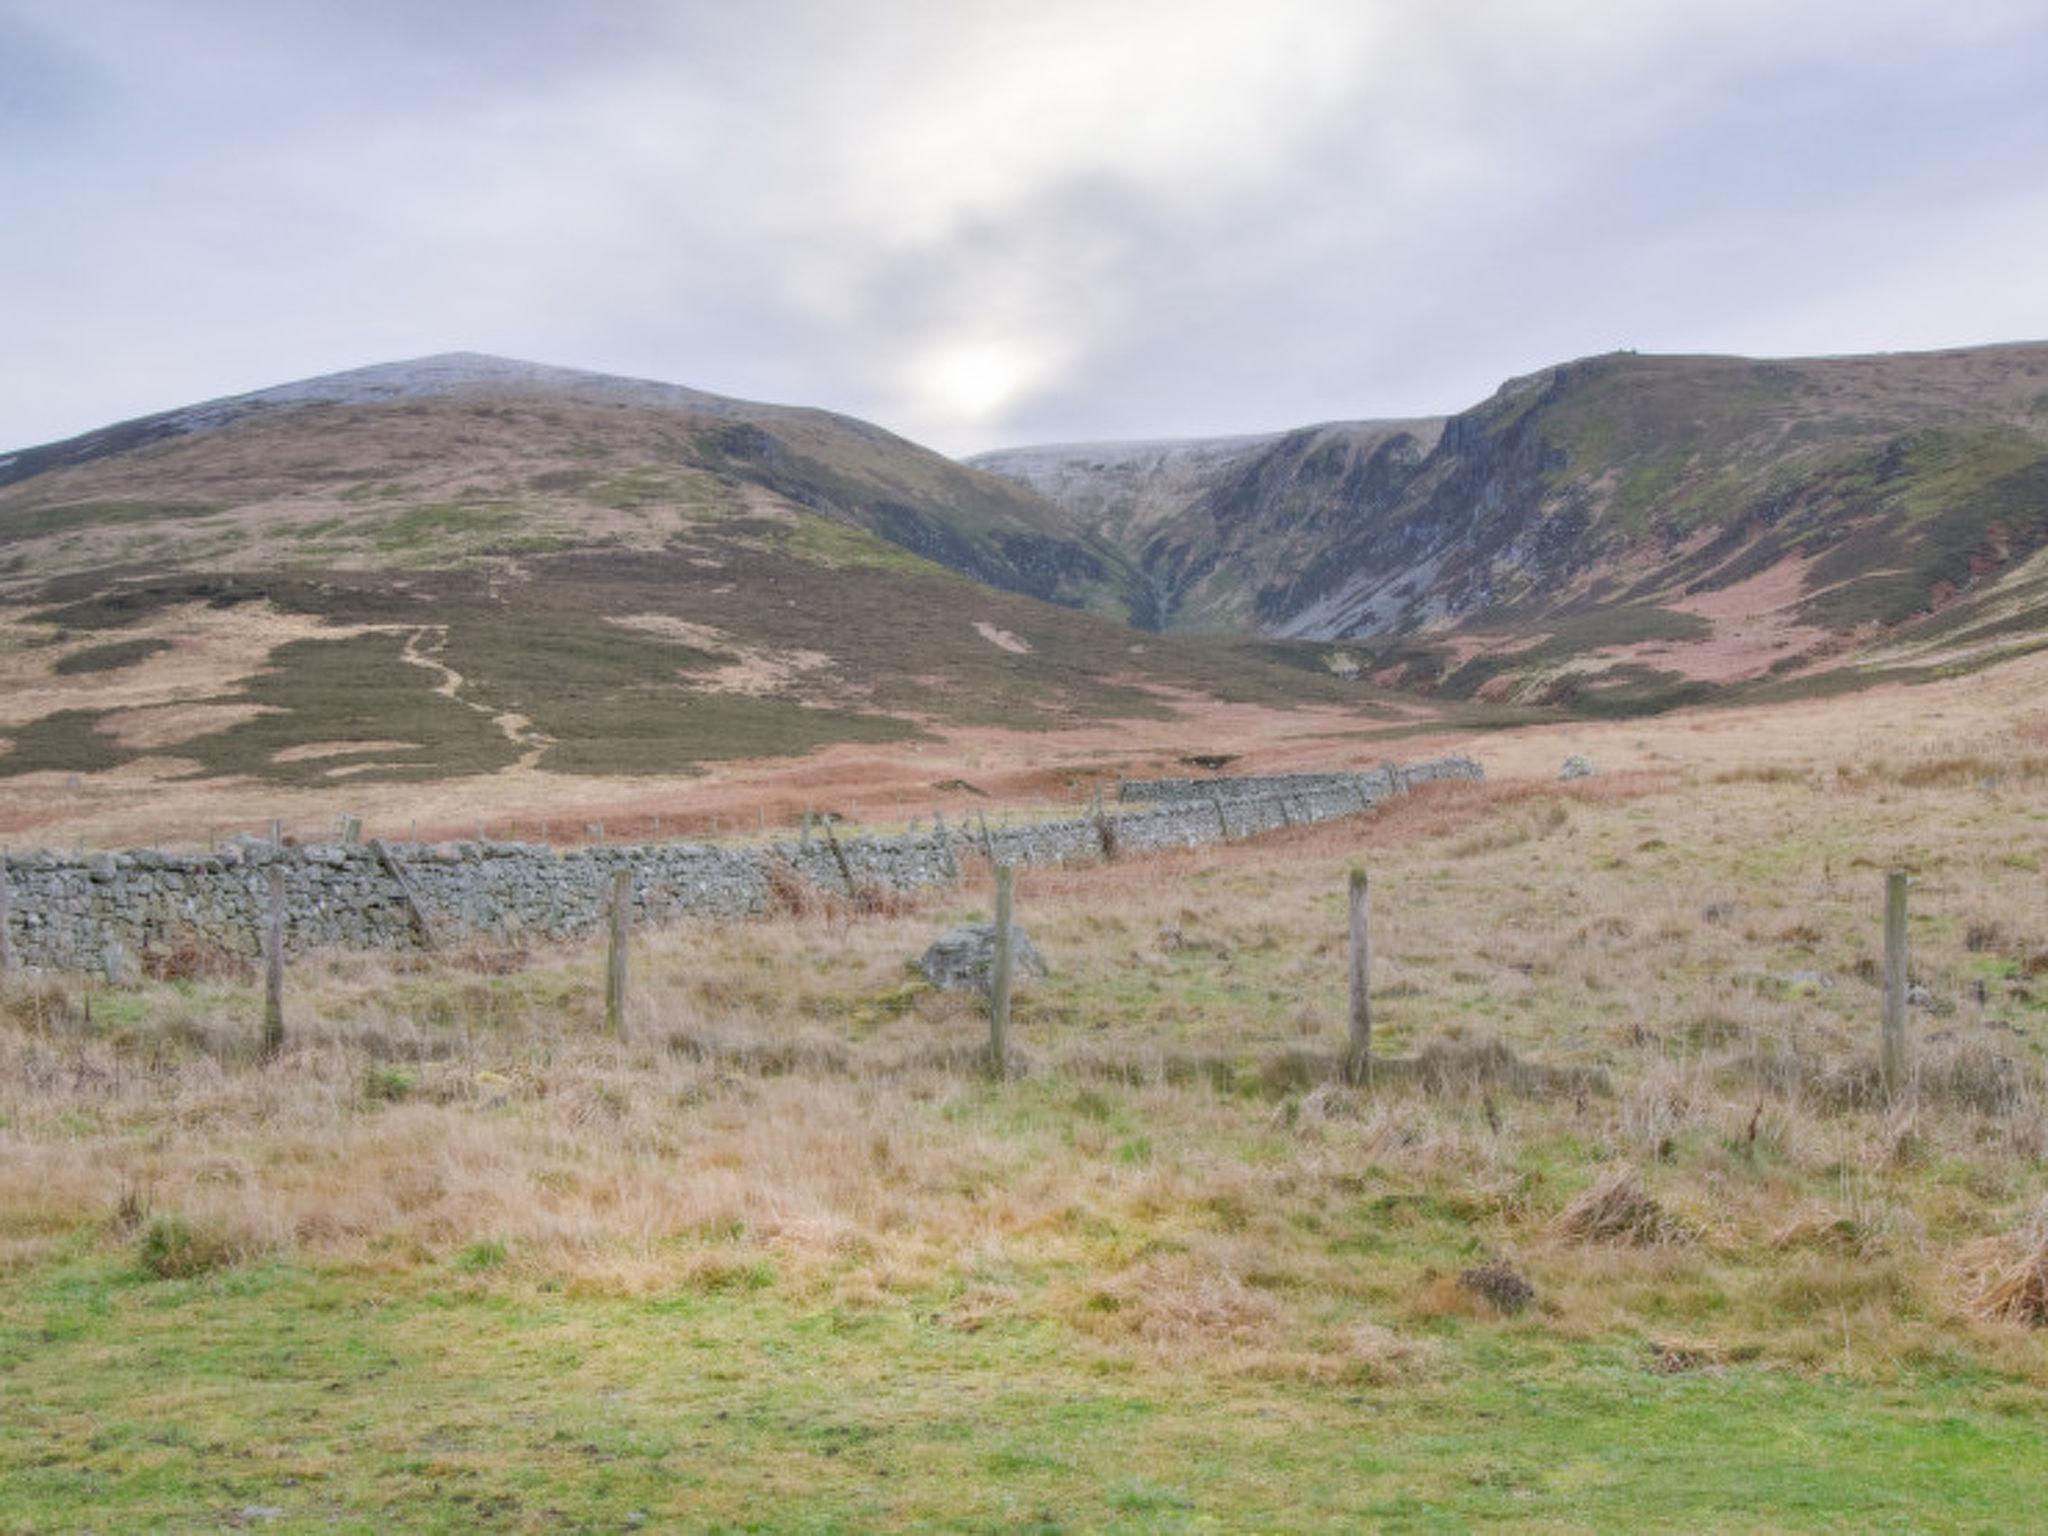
0 350 1157 624
973 340 2048 709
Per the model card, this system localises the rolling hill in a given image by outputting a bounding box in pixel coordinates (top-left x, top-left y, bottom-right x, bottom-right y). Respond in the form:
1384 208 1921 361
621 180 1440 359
0 355 1411 796
976 342 2048 712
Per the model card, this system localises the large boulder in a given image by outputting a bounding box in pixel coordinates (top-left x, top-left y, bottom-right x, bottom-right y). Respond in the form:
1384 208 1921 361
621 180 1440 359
917 922 1048 993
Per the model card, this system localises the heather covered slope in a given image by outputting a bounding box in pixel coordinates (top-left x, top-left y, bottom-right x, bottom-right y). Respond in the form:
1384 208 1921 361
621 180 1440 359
0 353 1153 623
977 342 2048 711
0 357 1425 799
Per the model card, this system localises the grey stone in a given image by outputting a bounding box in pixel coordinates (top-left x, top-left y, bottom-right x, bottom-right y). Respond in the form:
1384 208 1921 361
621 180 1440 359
917 923 1049 993
1559 756 1598 782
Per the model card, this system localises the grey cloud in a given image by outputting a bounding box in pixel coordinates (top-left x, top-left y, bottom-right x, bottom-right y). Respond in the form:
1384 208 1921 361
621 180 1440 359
4 0 2047 456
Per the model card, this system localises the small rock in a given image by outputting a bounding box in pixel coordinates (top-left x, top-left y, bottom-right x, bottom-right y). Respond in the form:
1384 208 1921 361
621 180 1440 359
1782 969 1834 991
87 852 118 883
917 923 1048 993
1559 756 1598 782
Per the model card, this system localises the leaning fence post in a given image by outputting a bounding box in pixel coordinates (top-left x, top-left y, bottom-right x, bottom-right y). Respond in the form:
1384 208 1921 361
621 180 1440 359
606 867 631 1036
1345 867 1372 1087
1881 869 1909 1099
989 864 1014 1078
262 865 286 1059
821 816 857 894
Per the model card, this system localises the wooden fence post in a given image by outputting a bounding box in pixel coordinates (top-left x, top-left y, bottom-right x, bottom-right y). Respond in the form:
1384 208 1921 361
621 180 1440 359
1345 868 1372 1087
989 864 1014 1078
1881 869 1909 1099
1093 804 1118 861
262 865 286 1059
606 868 631 1036
821 816 856 894
1209 788 1231 842
370 839 442 951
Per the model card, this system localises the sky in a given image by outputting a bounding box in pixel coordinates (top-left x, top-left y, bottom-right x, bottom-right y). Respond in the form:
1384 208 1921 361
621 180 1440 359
6 0 2048 456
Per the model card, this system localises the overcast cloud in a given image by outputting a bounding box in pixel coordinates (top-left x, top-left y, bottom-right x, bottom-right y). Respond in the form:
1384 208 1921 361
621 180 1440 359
5 0 2048 454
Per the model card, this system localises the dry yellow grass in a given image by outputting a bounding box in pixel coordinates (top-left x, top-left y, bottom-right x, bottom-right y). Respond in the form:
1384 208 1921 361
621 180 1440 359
2 661 2045 1396
8 662 2048 1530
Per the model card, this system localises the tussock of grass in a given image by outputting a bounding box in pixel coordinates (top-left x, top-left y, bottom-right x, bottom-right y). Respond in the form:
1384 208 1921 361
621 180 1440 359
1552 1167 1689 1247
1397 1036 1611 1100
1458 1255 1536 1314
1962 1198 2048 1327
135 1213 244 1280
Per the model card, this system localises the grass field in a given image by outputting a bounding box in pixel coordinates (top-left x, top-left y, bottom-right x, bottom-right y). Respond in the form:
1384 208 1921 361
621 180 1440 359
2 668 2046 1530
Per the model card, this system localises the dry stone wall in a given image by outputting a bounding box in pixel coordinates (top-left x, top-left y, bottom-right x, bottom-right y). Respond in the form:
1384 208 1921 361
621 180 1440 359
1117 757 1479 807
1 756 1480 974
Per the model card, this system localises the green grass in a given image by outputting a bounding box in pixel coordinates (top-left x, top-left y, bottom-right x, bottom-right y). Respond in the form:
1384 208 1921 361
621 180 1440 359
2 1259 2042 1532
369 502 529 560
0 501 221 546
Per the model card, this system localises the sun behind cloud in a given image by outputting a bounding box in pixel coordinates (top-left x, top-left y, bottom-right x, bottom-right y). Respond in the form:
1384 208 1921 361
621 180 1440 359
903 333 1067 434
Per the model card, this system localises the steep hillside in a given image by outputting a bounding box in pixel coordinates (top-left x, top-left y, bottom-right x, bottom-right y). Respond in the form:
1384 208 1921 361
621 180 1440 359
977 343 2048 711
0 357 1421 795
976 420 1443 632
